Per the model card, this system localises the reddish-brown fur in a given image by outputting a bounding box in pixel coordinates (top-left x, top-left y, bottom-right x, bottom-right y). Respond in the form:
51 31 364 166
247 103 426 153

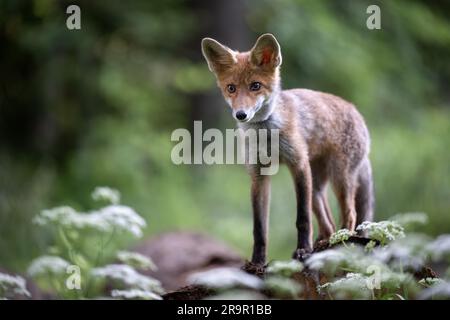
202 34 374 264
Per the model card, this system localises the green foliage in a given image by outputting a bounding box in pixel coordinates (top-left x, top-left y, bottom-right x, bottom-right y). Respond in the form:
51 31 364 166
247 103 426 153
307 218 450 300
191 218 450 300
329 229 356 246
27 187 163 299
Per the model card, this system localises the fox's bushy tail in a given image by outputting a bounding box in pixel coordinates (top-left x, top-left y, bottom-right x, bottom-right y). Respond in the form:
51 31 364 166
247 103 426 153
355 157 374 229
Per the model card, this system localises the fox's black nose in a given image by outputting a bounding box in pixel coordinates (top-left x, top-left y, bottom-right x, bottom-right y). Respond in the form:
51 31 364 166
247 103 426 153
235 110 247 121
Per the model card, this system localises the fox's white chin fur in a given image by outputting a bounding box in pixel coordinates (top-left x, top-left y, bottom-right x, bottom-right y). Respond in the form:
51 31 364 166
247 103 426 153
243 94 278 123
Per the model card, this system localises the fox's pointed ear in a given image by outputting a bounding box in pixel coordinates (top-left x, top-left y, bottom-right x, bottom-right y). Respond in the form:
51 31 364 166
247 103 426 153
201 38 237 73
250 33 282 69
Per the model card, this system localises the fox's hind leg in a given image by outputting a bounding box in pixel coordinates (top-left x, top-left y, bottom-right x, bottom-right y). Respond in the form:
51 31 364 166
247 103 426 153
355 157 374 226
332 170 358 231
313 191 336 240
321 191 336 231
355 157 375 236
311 158 336 240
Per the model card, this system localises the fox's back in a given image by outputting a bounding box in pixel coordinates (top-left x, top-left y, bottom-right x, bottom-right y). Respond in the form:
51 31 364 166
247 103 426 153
278 88 370 166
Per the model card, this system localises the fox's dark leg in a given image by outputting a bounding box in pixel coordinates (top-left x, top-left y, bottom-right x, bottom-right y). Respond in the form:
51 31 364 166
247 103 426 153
250 174 271 265
288 162 313 260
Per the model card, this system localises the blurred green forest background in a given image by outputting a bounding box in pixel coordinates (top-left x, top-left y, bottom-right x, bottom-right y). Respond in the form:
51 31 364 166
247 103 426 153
1 0 449 272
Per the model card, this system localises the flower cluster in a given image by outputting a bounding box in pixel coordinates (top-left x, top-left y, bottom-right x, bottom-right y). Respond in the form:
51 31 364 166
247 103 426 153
356 220 405 245
265 276 303 298
91 187 121 205
426 235 450 261
116 251 157 271
419 277 444 288
318 273 372 299
267 260 303 277
28 256 71 277
188 267 263 290
111 289 162 300
306 246 388 276
371 234 430 271
33 205 146 238
390 212 428 230
419 281 450 300
91 264 164 295
27 187 154 300
0 273 30 299
306 219 450 300
329 229 356 246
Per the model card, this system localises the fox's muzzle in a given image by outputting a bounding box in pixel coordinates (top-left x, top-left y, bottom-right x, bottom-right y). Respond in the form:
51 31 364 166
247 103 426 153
235 110 248 121
233 96 267 122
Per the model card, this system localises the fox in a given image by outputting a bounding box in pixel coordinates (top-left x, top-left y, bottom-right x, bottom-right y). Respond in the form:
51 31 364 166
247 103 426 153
201 33 374 265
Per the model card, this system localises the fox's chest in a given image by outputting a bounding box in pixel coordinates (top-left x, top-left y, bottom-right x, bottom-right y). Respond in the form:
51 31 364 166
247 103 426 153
238 120 297 165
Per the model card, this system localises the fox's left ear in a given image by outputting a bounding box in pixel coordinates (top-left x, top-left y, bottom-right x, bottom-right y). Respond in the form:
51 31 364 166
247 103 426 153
250 33 282 69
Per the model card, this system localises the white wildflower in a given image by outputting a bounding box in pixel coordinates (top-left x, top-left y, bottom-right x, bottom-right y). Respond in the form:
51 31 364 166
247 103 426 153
33 206 110 231
34 205 146 238
378 269 413 289
0 273 30 298
116 251 157 271
419 281 450 300
267 260 303 276
91 264 163 294
188 267 263 290
390 212 428 229
265 276 302 298
419 277 444 288
371 234 430 271
426 235 450 261
99 205 146 237
207 290 265 300
306 248 350 275
318 273 372 299
306 246 388 276
329 229 356 245
92 187 121 205
356 221 405 245
111 289 162 300
28 255 70 277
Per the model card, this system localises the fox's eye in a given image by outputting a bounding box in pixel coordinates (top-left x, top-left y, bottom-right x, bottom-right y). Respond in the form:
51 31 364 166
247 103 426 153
227 84 236 93
250 82 261 91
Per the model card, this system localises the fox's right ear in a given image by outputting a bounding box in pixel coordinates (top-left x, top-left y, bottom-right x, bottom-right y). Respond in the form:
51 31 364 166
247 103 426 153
201 38 237 74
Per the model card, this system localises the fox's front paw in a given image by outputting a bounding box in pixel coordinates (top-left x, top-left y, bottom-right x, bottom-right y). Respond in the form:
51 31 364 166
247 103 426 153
242 260 267 277
292 248 312 262
313 238 330 251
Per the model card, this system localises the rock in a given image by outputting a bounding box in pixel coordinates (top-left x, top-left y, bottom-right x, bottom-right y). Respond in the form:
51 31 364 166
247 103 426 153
133 231 243 291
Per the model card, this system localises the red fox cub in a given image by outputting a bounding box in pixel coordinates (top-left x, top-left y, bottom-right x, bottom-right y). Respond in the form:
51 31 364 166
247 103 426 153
201 34 374 264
